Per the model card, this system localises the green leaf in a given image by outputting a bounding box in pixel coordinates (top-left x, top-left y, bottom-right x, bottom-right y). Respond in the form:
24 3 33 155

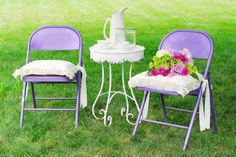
192 66 198 73
185 63 191 69
191 73 199 80
153 56 158 61
149 62 154 68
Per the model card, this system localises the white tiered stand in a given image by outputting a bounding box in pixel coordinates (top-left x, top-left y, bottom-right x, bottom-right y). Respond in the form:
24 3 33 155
90 45 145 126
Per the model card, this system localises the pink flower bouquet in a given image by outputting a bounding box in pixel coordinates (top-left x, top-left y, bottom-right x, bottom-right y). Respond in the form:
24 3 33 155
148 48 199 79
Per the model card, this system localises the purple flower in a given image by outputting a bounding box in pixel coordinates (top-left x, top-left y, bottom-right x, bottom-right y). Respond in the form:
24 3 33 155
174 62 185 74
150 69 158 76
168 67 176 77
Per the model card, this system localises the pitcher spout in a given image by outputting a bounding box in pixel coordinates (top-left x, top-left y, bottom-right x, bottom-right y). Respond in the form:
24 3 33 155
119 7 127 14
114 7 127 16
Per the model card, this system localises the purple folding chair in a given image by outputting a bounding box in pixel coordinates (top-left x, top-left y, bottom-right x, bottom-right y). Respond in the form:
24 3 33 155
20 26 83 128
132 30 218 150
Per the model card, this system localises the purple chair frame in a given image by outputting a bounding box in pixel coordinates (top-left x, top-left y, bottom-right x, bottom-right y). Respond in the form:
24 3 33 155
132 30 218 150
20 26 83 128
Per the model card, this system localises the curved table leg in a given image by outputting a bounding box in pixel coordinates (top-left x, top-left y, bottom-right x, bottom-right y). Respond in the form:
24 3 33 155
102 63 113 126
92 63 112 126
121 63 130 117
121 63 138 125
92 63 105 119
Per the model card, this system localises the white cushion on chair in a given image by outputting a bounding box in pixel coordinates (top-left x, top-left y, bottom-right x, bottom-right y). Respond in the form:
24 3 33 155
13 60 79 79
128 71 203 97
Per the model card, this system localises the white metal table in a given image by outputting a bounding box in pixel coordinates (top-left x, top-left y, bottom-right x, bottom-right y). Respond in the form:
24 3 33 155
90 45 145 126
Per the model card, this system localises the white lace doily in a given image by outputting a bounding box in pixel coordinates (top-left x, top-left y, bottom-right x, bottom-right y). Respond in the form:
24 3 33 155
128 71 203 97
89 45 145 64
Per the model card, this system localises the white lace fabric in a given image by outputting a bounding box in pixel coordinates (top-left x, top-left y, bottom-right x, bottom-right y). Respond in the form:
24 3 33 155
128 71 203 97
90 51 144 63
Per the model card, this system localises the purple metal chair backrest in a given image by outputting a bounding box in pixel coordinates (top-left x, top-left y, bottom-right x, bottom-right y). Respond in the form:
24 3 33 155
26 26 83 65
159 30 214 78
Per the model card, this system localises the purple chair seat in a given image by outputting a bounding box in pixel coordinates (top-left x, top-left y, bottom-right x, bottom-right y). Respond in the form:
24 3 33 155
136 87 200 96
23 75 75 82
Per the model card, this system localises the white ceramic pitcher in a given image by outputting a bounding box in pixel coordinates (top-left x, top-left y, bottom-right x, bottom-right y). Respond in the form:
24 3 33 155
103 7 127 46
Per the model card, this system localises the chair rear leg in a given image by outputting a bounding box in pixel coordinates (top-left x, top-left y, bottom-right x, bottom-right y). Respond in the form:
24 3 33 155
75 81 81 128
208 76 218 132
132 91 149 135
30 82 36 108
160 94 167 121
183 90 202 151
20 82 28 128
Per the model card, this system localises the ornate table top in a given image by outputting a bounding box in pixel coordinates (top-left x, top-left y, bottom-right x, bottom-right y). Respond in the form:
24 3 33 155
89 44 145 64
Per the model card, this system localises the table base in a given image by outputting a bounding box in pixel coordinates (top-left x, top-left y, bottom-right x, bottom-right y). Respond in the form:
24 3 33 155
92 63 139 126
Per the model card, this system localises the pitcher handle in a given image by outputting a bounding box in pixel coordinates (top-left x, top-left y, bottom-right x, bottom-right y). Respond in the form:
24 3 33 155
103 18 110 40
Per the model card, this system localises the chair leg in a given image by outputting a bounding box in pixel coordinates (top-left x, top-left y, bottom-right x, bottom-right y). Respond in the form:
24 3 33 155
75 81 81 128
30 82 36 108
208 75 218 132
160 94 167 121
132 91 149 135
183 90 202 151
20 82 28 128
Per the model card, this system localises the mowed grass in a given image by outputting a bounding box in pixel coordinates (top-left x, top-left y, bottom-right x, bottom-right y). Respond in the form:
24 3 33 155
0 0 236 156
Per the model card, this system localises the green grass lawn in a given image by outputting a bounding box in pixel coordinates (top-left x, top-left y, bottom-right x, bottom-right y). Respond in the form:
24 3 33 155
0 0 236 156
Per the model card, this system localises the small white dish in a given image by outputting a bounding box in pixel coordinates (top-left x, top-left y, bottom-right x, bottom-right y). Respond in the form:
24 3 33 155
97 40 110 46
96 40 111 49
116 41 132 51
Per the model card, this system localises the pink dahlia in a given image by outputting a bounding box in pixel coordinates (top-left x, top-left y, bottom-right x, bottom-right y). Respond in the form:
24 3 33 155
181 68 189 76
150 69 158 76
181 55 189 64
157 67 171 76
173 52 182 60
173 52 189 63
